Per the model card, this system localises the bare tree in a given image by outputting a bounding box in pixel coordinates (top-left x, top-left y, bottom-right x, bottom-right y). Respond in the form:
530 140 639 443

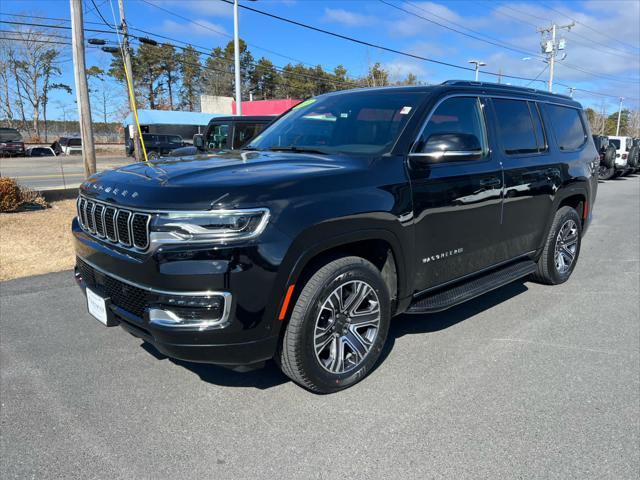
3 21 68 139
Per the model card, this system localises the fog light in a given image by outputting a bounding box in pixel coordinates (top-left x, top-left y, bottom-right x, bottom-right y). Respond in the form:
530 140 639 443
148 293 231 330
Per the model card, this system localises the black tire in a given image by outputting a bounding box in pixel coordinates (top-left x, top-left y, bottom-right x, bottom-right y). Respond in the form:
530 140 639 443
628 145 639 169
598 164 616 180
603 145 616 169
278 256 391 393
531 206 582 285
147 151 159 160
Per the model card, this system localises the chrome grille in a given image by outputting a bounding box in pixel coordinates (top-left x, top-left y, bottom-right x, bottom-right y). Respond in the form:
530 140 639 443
77 196 151 251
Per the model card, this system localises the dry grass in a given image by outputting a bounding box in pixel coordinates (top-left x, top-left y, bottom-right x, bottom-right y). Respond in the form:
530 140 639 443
0 199 76 281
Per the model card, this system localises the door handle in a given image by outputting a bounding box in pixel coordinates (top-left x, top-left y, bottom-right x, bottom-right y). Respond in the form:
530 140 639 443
480 177 502 188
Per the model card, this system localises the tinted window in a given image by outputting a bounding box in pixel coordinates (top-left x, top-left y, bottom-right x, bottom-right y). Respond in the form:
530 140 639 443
233 122 266 149
248 91 422 155
167 135 182 144
414 96 487 159
609 138 621 149
493 99 538 155
546 104 587 150
69 138 81 146
207 123 229 149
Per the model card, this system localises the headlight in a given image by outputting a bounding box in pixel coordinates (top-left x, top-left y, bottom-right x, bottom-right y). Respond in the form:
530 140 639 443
150 208 270 244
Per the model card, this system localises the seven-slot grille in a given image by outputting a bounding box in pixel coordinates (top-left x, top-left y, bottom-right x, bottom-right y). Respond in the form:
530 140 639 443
77 196 151 250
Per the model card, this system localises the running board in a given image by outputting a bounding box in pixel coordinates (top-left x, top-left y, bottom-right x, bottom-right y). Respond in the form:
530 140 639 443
406 260 537 314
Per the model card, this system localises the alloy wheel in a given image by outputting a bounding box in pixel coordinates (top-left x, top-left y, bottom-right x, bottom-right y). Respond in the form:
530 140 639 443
554 219 578 274
313 280 381 374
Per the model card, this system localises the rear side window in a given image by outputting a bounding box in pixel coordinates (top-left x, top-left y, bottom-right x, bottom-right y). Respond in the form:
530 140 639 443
546 104 587 151
69 138 81 146
493 98 541 155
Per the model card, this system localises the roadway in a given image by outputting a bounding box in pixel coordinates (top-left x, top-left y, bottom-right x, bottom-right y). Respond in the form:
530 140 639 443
0 154 132 190
1 175 638 479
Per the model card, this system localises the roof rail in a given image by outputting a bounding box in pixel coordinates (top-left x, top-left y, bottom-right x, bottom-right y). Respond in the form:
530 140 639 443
441 80 573 99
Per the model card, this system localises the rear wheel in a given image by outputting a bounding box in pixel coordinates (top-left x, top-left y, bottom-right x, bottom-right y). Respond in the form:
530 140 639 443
598 164 616 180
278 256 391 393
531 206 582 285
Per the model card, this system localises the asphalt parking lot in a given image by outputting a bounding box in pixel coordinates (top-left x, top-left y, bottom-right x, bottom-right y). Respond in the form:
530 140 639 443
1 175 638 479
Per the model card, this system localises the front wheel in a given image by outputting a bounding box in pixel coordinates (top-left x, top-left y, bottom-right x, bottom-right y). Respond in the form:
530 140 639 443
278 256 391 393
531 206 582 285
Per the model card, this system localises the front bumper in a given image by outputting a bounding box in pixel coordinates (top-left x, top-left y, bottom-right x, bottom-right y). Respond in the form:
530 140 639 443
74 257 278 365
72 217 289 366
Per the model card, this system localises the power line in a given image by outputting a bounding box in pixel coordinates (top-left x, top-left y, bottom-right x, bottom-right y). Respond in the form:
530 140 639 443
382 0 639 84
540 2 640 52
1 16 636 102
493 2 639 58
89 0 116 30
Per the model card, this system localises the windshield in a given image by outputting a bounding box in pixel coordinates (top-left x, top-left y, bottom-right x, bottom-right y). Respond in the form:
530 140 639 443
0 129 22 142
247 91 422 155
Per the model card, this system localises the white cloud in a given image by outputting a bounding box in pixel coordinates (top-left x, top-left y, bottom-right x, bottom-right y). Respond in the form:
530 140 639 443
150 0 232 17
161 19 228 38
384 60 428 82
323 8 377 27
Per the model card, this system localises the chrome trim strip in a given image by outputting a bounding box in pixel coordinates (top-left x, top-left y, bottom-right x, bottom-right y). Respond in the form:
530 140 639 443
88 201 96 233
115 209 132 247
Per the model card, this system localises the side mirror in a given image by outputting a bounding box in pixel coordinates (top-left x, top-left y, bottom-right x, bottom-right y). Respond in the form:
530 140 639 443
193 134 205 151
412 132 483 163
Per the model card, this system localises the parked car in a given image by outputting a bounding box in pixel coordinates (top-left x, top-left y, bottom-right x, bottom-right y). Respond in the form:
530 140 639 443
25 146 57 157
0 128 25 157
169 116 274 157
73 81 598 393
57 137 82 155
126 133 185 159
607 135 633 176
593 135 617 180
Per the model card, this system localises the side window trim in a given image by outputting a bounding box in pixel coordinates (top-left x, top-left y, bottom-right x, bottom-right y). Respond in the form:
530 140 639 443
409 94 489 163
529 101 548 153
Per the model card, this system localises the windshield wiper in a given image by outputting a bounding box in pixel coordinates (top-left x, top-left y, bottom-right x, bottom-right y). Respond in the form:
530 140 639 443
268 145 328 155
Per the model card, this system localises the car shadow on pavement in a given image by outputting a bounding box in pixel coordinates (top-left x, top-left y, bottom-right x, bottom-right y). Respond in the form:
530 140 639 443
139 281 529 391
373 280 530 373
139 341 289 390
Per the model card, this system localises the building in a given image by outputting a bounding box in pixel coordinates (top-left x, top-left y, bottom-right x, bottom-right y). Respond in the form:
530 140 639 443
200 95 300 116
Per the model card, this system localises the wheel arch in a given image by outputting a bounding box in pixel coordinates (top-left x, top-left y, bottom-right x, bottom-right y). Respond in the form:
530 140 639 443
274 227 411 329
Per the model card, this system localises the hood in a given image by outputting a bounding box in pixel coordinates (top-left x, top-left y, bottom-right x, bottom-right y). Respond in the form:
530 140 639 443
80 150 370 210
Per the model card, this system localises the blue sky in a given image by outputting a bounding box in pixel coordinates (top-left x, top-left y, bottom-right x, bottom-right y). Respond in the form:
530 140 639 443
1 0 639 121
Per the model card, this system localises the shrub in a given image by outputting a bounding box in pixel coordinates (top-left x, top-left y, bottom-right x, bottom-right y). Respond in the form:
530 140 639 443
0 177 48 212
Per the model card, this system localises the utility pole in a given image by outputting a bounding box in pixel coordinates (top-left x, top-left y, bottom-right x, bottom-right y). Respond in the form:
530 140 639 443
70 0 96 178
233 0 243 115
118 0 143 162
616 96 624 136
538 21 574 93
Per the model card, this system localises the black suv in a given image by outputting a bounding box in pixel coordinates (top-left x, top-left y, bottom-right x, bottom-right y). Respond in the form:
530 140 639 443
126 133 185 159
73 82 598 393
168 115 273 157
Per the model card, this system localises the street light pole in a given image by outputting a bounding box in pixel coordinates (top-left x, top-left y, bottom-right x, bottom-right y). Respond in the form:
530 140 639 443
468 60 486 82
233 0 242 116
616 97 624 136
